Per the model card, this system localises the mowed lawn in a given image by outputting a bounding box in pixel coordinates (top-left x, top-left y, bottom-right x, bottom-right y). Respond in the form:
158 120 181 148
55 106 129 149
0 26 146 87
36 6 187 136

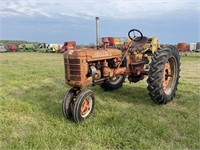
0 52 199 149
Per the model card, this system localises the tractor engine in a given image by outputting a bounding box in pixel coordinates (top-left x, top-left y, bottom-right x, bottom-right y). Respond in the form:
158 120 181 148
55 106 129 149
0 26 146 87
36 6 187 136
63 48 126 88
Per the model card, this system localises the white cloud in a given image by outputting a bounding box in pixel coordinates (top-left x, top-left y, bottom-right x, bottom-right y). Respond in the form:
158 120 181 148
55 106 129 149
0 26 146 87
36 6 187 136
1 0 51 17
0 0 198 19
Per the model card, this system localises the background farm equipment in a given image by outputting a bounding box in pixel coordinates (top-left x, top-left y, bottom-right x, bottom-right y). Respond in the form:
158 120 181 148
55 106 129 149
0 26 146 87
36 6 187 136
18 43 38 52
49 44 62 53
62 18 181 123
7 44 17 52
101 37 121 48
195 42 200 52
190 43 196 51
61 41 77 53
177 43 190 55
36 43 50 52
0 43 7 52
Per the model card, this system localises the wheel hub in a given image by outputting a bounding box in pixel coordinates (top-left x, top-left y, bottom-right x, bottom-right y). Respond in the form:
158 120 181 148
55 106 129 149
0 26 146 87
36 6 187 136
80 96 92 117
109 75 123 84
162 61 171 90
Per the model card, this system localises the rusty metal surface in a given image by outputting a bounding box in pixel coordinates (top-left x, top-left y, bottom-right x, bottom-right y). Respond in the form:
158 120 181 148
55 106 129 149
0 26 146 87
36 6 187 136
64 48 122 62
62 41 76 52
177 43 190 52
63 37 150 88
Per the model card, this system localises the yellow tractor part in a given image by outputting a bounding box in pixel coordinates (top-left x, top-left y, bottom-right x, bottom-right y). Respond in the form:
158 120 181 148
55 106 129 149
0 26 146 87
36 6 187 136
142 37 160 53
114 37 121 45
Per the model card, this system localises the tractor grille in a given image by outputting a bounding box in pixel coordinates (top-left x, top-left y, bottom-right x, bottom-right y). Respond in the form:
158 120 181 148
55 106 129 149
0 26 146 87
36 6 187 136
65 58 81 81
69 59 80 64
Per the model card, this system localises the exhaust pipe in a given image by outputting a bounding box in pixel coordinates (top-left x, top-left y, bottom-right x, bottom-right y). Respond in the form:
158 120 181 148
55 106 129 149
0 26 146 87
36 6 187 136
95 17 100 49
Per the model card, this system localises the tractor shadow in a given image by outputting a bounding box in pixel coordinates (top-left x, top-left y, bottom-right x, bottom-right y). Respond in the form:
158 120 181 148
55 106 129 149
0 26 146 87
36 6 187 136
91 83 154 106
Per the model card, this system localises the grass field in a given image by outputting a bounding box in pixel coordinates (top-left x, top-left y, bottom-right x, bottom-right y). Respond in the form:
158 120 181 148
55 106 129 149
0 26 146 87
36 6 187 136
0 52 199 149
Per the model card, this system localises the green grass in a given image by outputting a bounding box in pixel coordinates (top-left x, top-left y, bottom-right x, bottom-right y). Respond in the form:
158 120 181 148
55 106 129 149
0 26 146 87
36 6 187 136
0 52 199 149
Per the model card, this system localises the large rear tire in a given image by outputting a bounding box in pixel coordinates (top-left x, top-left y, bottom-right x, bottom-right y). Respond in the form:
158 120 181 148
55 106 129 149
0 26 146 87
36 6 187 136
100 75 126 91
147 45 180 104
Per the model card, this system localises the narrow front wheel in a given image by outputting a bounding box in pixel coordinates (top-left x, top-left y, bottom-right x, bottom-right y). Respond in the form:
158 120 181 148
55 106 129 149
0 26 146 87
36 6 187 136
62 88 76 120
73 89 95 123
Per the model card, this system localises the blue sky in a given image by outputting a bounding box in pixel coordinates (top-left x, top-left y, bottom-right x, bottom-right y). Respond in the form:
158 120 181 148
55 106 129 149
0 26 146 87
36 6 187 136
0 0 199 45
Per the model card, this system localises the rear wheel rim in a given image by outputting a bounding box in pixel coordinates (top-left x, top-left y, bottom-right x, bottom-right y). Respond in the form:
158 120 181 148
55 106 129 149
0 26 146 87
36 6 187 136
162 56 177 95
110 75 123 84
80 96 92 118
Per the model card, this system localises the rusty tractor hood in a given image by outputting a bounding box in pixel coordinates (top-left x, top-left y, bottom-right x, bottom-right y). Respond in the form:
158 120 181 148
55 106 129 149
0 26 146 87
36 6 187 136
64 48 122 62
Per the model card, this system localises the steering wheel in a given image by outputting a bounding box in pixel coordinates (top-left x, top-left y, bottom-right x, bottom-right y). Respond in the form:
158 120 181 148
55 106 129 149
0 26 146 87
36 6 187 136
128 29 143 42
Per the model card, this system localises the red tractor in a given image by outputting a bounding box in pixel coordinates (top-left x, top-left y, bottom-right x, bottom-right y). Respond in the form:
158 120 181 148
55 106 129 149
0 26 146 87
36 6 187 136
7 44 17 52
62 18 180 123
177 43 190 56
61 41 77 53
